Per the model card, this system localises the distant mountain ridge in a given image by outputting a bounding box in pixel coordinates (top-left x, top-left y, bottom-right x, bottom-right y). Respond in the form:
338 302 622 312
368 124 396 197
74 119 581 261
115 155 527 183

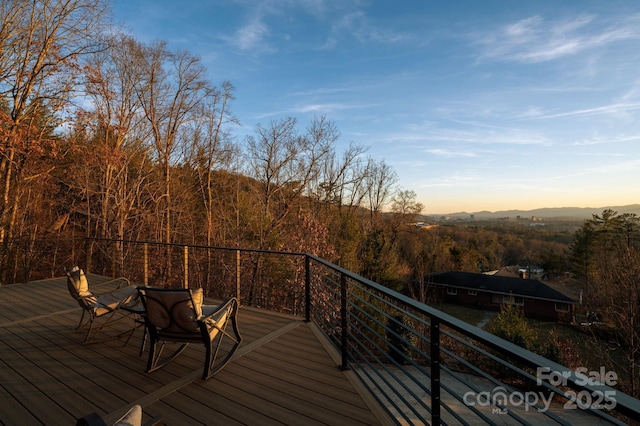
427 204 640 220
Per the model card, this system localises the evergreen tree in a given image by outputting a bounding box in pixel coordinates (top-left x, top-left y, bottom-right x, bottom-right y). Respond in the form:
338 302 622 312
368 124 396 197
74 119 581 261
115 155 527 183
485 300 538 350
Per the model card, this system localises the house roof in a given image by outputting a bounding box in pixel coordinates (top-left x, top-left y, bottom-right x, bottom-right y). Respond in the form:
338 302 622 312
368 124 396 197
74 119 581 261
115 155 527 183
427 271 576 304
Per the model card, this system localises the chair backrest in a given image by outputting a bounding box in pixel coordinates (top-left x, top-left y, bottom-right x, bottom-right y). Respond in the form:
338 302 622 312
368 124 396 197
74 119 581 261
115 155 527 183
66 266 97 307
139 287 204 334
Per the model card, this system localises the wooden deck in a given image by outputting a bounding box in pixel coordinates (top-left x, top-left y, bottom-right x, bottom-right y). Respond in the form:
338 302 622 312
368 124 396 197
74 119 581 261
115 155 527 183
0 276 389 425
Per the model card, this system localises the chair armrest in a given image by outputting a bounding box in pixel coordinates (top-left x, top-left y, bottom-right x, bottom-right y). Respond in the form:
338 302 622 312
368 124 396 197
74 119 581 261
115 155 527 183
113 277 131 289
78 294 100 308
97 277 131 288
93 277 131 294
200 297 238 323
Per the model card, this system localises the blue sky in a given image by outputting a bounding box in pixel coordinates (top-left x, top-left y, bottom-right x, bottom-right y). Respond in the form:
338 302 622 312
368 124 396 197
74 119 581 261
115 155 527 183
112 0 640 214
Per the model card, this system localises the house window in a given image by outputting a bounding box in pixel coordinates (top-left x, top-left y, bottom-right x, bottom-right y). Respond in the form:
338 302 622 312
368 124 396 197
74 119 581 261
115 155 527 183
555 302 570 312
468 289 477 296
503 295 524 306
446 287 457 296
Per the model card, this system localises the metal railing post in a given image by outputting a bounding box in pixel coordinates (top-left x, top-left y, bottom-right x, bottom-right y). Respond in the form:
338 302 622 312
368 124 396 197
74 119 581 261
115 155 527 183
236 249 241 305
340 273 349 371
143 243 148 286
304 255 310 323
183 245 189 289
111 242 117 278
431 317 441 425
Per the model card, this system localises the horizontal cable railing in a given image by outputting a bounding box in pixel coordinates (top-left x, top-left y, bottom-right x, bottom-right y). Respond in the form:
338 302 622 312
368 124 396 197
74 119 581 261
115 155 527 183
306 255 640 426
84 238 308 316
2 237 639 425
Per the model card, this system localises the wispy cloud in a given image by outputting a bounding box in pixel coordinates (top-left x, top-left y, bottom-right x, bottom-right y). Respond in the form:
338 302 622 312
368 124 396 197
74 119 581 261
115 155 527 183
224 0 324 53
321 10 406 50
476 14 640 63
253 101 376 119
229 16 271 52
289 87 354 97
572 134 640 146
226 2 408 53
421 172 485 189
294 101 378 114
392 122 550 147
528 102 640 120
427 148 476 158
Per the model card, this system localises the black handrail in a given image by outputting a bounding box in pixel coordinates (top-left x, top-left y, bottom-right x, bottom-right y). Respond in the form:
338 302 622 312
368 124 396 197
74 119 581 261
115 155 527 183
305 253 640 425
2 236 639 425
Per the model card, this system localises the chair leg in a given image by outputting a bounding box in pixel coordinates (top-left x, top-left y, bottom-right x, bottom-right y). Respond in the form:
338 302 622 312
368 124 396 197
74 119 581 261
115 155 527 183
83 317 97 344
122 315 145 351
146 340 162 372
82 310 118 343
81 310 137 344
139 323 147 356
146 340 189 373
203 339 213 380
76 309 88 330
202 303 242 380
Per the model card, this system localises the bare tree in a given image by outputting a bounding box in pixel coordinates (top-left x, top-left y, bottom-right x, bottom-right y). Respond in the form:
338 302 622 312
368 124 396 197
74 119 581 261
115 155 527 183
0 0 108 237
245 116 332 250
572 210 640 397
72 32 156 272
134 41 211 245
314 142 369 268
389 189 423 245
316 142 373 218
391 190 423 217
363 158 398 229
187 81 238 246
589 247 640 397
81 33 150 240
0 0 108 281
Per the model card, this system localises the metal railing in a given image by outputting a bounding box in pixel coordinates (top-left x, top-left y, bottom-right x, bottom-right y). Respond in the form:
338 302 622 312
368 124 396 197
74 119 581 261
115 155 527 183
306 255 640 425
3 237 640 425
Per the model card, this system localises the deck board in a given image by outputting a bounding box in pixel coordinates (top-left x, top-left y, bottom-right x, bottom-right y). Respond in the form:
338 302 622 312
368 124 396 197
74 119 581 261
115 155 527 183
0 276 386 425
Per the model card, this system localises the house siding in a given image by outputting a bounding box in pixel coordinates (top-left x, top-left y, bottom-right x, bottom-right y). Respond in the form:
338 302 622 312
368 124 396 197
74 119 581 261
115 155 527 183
431 272 575 322
430 276 575 322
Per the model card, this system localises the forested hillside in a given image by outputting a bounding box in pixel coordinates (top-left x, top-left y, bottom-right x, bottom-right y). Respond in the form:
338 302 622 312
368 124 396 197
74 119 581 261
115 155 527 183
1 0 639 398
0 0 420 283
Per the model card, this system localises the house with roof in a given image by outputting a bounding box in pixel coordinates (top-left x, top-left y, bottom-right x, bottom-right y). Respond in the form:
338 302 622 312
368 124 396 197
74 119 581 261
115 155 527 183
426 271 577 322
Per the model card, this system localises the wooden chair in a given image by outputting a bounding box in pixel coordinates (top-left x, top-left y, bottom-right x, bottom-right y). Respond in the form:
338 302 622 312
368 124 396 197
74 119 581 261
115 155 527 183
66 266 139 344
137 287 242 380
